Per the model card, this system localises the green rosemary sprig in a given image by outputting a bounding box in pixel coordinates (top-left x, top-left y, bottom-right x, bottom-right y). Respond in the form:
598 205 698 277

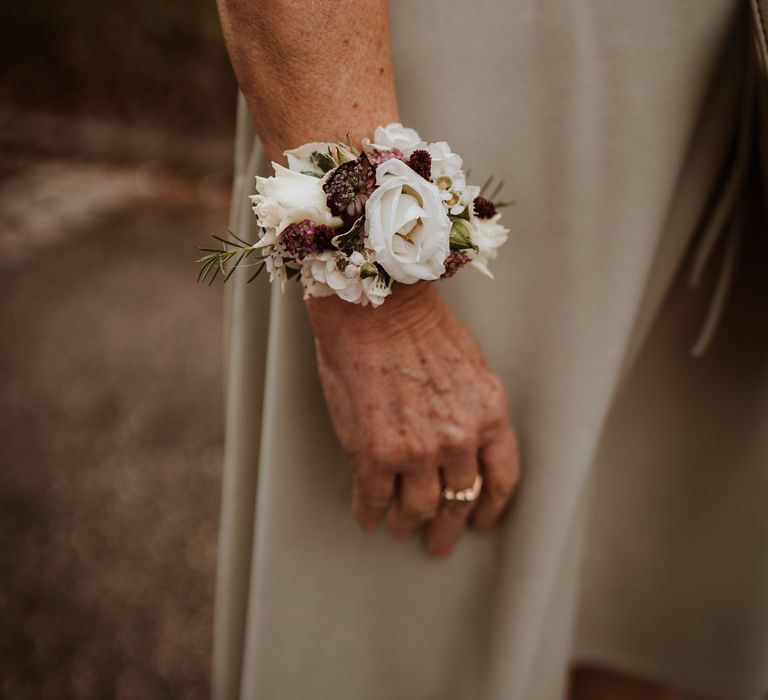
196 229 268 285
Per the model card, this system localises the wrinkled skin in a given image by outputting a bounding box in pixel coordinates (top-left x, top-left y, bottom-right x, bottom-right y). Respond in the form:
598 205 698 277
306 281 521 557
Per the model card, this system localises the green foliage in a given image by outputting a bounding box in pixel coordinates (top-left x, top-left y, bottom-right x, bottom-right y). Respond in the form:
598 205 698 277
449 219 476 251
196 230 266 286
331 217 366 252
310 151 336 173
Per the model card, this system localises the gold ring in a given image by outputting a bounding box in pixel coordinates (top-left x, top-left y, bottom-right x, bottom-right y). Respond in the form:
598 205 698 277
441 474 483 504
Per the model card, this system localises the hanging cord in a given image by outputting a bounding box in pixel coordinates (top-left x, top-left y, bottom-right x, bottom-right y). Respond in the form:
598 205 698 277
687 54 757 358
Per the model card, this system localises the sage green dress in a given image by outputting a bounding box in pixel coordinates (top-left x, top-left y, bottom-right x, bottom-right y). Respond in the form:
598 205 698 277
213 2 768 699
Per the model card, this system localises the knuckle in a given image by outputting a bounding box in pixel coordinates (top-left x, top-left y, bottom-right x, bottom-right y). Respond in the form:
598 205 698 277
387 445 436 471
440 427 474 457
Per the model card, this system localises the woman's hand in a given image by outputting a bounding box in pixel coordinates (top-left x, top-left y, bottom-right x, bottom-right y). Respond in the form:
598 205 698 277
306 282 521 557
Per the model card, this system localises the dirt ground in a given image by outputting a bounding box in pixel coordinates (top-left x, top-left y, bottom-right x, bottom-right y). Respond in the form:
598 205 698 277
0 123 233 699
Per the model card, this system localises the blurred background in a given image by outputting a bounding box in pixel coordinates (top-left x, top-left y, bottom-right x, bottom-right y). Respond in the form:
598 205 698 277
0 3 237 698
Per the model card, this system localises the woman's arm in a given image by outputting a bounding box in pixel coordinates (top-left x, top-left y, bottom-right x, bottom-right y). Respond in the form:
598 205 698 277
216 0 520 556
216 0 399 164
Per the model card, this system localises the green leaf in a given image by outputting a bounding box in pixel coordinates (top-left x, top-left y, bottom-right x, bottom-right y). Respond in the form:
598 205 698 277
449 219 476 251
359 261 378 279
207 262 221 286
211 233 237 248
223 251 246 284
331 217 365 251
310 150 336 173
226 228 254 246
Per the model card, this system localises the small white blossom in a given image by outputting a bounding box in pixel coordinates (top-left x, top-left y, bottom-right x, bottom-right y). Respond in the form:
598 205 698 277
468 213 509 278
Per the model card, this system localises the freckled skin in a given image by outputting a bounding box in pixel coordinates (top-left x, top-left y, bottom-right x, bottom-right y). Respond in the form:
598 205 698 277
308 282 521 554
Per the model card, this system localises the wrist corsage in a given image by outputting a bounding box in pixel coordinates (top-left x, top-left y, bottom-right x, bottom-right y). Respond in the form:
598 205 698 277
197 123 511 306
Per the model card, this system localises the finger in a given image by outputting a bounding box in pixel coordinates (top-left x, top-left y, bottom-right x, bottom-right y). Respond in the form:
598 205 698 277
440 439 478 493
470 422 520 534
387 470 441 540
424 446 480 557
352 468 396 532
426 497 476 558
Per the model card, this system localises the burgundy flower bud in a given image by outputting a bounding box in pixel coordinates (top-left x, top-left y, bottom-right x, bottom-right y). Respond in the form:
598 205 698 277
281 220 335 259
441 251 471 279
472 196 497 219
407 149 432 180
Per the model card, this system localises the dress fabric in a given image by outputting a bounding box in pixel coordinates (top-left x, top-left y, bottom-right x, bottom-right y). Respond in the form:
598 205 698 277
212 2 768 699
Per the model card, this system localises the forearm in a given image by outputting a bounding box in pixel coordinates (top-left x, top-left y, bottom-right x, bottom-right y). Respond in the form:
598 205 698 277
216 0 400 164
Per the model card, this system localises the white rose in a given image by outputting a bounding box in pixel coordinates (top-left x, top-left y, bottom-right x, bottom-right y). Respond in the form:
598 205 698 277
469 213 509 278
368 123 425 157
364 158 451 284
250 163 341 239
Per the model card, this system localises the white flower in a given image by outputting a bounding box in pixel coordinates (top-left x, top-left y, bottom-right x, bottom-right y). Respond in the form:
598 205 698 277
283 142 333 175
299 262 335 300
455 184 481 216
360 275 392 307
468 213 509 278
250 163 341 239
264 252 289 291
306 251 364 303
367 123 425 157
427 141 473 215
304 251 392 306
428 141 463 180
364 158 451 284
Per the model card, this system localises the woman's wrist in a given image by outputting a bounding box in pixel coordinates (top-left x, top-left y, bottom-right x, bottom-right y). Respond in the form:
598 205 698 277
306 281 445 346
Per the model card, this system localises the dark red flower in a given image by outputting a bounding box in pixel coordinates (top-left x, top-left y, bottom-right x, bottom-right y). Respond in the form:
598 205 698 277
473 196 497 219
407 149 432 180
323 156 376 226
281 220 335 259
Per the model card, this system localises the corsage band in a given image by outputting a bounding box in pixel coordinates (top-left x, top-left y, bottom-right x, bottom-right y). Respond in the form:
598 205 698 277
197 123 511 306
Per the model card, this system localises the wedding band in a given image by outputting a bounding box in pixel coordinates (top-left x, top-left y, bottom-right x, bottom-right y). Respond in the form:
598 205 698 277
441 474 483 504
